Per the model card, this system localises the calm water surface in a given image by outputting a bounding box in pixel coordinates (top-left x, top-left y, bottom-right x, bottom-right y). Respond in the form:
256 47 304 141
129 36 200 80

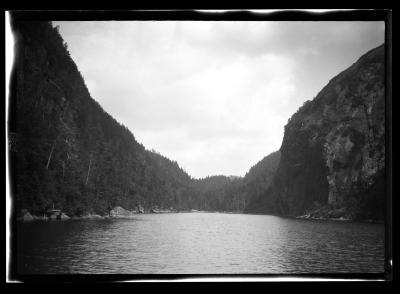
16 213 385 274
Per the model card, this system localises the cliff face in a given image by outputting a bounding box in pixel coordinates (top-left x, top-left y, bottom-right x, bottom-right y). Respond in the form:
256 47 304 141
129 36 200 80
247 45 386 220
9 20 386 219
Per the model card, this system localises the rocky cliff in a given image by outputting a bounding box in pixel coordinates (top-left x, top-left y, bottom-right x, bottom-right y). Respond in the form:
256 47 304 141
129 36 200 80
9 20 386 220
246 44 386 221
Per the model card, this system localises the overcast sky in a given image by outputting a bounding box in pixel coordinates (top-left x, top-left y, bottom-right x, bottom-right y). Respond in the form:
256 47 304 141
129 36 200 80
53 21 384 179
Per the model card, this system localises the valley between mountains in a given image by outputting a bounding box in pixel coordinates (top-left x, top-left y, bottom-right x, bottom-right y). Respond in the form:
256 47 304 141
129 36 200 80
9 21 386 222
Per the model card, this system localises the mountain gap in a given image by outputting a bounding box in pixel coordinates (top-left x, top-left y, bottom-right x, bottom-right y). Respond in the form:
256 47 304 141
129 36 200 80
8 21 385 222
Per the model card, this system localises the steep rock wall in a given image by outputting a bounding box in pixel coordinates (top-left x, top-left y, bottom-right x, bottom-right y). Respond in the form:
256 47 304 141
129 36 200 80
247 44 385 220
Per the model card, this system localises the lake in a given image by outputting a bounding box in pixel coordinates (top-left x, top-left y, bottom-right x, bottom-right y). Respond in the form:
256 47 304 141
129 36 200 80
16 212 385 275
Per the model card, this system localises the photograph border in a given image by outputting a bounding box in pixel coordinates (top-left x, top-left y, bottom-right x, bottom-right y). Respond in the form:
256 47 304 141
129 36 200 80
6 9 393 283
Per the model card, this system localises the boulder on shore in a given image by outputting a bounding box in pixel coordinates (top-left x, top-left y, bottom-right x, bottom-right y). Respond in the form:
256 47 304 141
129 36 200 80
136 205 144 213
20 211 34 222
48 214 59 220
88 214 103 219
80 213 104 219
110 206 135 218
33 215 48 221
59 213 70 220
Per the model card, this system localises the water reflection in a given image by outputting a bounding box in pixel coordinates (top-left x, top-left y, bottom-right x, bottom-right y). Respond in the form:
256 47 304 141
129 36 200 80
16 213 385 274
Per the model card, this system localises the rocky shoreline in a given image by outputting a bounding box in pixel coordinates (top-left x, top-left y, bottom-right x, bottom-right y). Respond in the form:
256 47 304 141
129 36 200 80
295 211 384 224
296 215 383 224
16 206 179 222
292 201 384 224
16 206 384 224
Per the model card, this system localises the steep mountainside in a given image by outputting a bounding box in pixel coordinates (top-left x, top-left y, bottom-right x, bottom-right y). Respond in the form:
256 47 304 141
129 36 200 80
242 151 281 212
180 151 281 212
245 45 386 220
9 21 282 217
9 21 192 215
9 21 384 220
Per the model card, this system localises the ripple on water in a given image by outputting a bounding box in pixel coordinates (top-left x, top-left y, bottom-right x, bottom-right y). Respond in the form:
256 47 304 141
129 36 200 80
17 213 385 274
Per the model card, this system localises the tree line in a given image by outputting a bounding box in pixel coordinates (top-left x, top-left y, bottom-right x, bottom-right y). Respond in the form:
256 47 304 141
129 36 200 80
8 20 280 216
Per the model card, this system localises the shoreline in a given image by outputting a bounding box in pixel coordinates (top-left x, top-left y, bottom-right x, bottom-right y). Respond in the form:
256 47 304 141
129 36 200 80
294 215 384 224
17 210 384 224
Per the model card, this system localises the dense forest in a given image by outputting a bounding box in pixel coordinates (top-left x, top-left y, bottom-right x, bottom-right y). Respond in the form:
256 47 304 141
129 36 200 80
179 151 281 212
8 21 281 217
8 20 386 221
9 21 190 216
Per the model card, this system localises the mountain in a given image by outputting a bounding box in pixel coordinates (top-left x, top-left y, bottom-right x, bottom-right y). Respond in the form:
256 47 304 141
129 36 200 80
8 20 386 221
245 44 386 221
177 150 281 212
242 151 281 213
8 20 280 216
9 21 192 216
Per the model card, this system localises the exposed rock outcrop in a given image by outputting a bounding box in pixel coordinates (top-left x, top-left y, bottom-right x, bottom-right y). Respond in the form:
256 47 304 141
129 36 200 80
59 213 70 220
110 206 136 218
33 215 48 221
246 44 386 221
19 211 34 222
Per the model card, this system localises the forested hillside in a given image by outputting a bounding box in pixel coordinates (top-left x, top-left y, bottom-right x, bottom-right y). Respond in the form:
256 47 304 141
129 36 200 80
9 21 193 216
10 21 383 221
9 21 281 217
175 150 280 212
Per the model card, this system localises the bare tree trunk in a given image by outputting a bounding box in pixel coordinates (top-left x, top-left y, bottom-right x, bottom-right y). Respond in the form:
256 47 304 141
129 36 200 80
46 140 56 169
85 156 92 185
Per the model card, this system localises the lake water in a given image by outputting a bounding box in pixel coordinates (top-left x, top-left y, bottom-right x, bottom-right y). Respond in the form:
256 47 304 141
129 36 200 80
16 212 385 274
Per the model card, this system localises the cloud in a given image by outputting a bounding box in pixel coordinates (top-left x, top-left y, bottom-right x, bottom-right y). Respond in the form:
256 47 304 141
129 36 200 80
54 21 384 178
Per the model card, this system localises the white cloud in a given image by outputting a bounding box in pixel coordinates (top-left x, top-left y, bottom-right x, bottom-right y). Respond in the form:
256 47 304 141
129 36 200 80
54 21 384 178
